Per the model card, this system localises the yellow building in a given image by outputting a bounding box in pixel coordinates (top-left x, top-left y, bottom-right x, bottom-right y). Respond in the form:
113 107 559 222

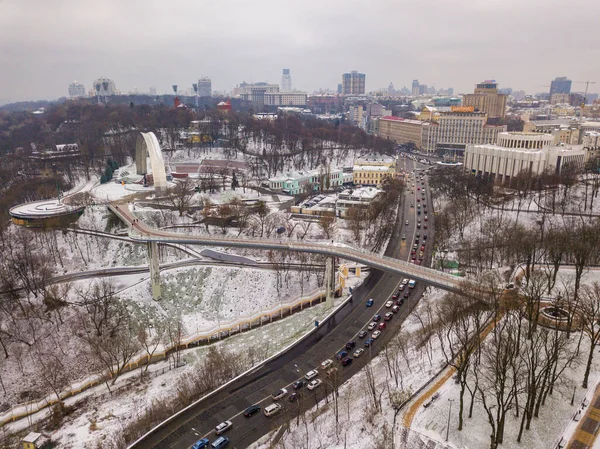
462 80 507 120
352 154 396 187
378 116 425 149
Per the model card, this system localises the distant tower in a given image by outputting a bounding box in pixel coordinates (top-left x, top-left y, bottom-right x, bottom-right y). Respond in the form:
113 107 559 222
197 77 212 97
412 80 420 96
282 69 292 92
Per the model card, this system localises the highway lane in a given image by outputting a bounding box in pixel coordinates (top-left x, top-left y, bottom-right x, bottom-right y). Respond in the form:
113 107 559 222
133 158 436 449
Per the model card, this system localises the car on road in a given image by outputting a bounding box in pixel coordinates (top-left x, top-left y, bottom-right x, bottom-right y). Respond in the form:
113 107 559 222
368 321 378 330
264 403 282 417
305 370 318 380
424 216 428 221
364 338 374 347
354 348 365 358
341 357 353 367
421 245 426 251
244 404 261 417
404 291 410 299
192 438 210 449
392 292 400 299
308 379 323 390
423 234 428 240
424 224 428 229
401 234 406 240
372 330 382 339
366 298 374 307
320 359 333 370
288 393 299 402
358 330 368 338
392 305 400 313
385 300 394 308
293 380 305 389
378 322 387 330
211 436 230 449
215 420 233 435
336 350 348 360
271 388 288 400
405 220 409 226
345 341 356 350
384 312 393 321
417 210 421 215
417 223 421 229
373 314 382 322
401 279 409 285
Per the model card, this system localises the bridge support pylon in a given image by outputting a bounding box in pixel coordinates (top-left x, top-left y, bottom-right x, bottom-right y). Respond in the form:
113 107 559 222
148 241 161 300
325 257 336 309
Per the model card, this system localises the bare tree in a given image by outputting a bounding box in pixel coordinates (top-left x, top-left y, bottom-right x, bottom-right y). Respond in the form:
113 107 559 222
318 214 336 240
579 283 600 388
167 177 196 217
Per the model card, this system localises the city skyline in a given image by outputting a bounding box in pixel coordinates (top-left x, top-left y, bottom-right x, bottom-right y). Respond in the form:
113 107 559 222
1 0 599 105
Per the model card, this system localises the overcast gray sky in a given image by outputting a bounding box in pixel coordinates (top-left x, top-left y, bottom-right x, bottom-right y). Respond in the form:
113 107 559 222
1 0 599 105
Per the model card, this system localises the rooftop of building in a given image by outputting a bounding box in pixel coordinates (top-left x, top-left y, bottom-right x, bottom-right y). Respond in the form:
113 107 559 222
338 186 381 200
355 153 395 163
380 116 427 125
353 165 393 172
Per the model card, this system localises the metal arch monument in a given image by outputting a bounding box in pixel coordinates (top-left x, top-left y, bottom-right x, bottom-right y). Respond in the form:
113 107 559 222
135 132 167 192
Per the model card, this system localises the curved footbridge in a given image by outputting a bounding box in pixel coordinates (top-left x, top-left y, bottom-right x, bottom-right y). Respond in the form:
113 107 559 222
109 204 462 300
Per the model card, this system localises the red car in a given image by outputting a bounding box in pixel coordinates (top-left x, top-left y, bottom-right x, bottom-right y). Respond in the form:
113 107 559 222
421 245 426 251
424 216 428 221
378 322 387 330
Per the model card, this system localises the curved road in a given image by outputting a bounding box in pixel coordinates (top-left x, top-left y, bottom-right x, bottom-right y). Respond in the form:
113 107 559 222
127 159 438 449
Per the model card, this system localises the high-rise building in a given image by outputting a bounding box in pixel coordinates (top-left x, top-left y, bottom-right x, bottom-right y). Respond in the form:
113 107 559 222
412 80 420 97
281 69 292 92
197 77 212 97
68 81 86 98
550 77 572 96
92 77 117 96
341 71 366 95
337 84 343 94
462 80 507 120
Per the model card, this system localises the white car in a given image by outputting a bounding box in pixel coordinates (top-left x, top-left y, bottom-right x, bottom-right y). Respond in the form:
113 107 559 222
368 322 377 330
353 348 365 358
401 278 409 285
320 359 333 370
372 330 382 339
271 388 288 400
307 379 323 390
305 370 318 380
215 420 233 435
385 300 394 308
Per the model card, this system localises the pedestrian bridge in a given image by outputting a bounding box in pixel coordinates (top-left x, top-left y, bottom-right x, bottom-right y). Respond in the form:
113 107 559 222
109 204 462 293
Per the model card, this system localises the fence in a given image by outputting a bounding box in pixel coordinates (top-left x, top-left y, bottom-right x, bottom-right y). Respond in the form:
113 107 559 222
0 285 340 429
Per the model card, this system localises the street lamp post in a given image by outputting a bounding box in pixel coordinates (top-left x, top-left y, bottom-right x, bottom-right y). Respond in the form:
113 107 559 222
446 398 454 442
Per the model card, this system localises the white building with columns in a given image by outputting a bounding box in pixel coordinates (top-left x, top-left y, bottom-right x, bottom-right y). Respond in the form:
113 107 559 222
464 132 587 183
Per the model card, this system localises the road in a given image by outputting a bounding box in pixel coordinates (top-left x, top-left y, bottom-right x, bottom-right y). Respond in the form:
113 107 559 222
128 158 437 449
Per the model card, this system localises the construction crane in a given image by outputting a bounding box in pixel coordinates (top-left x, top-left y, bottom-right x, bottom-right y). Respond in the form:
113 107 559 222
573 81 596 123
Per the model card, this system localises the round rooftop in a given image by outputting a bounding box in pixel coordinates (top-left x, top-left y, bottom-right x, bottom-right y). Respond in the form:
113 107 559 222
9 199 85 219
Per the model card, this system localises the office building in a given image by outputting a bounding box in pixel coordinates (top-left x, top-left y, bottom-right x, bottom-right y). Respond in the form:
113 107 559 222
264 92 307 106
197 77 212 97
465 132 586 183
378 117 426 149
462 80 507 120
412 80 420 97
550 77 572 96
281 69 292 92
268 168 343 195
68 81 86 98
341 71 366 95
92 77 117 96
236 82 280 111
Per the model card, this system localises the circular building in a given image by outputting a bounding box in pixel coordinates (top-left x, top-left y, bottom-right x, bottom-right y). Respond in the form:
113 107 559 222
9 199 86 228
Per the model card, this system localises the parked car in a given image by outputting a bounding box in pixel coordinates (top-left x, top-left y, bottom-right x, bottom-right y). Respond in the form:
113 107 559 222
405 220 409 225
305 370 318 380
364 338 374 347
392 305 400 313
373 314 382 322
288 393 299 402
358 330 368 338
378 322 387 330
401 279 409 285
385 300 394 308
271 388 288 400
384 312 393 321
192 438 210 449
341 357 353 367
293 380 305 389
368 321 377 330
215 420 233 435
307 379 323 390
345 341 356 350
392 292 400 299
372 330 382 339
320 359 333 370
244 404 261 417
354 348 365 358
366 298 374 307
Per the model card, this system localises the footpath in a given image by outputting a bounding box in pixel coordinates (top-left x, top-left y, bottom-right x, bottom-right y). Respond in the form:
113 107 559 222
567 382 600 448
